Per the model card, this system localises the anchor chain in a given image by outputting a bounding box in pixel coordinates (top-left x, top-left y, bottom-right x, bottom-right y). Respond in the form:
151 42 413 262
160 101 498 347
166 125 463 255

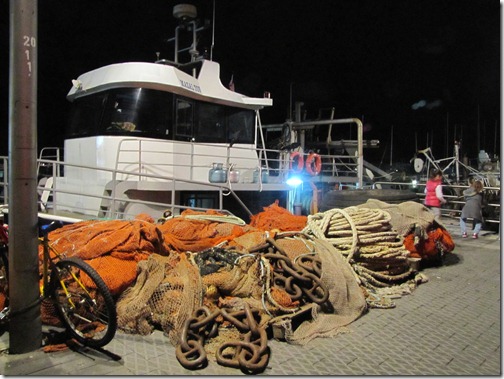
263 237 329 305
216 304 270 373
176 304 270 373
176 306 220 370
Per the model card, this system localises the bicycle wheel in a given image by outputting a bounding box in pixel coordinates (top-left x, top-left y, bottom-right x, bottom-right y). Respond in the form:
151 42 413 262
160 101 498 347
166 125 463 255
50 257 117 348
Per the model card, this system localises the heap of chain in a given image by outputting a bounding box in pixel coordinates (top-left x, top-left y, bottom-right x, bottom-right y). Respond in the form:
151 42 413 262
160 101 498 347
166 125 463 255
252 237 329 308
303 206 413 291
176 303 269 374
175 236 330 373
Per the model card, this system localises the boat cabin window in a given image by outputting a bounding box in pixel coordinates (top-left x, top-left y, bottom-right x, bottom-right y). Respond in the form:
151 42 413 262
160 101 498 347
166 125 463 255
175 99 193 139
66 88 255 145
175 97 255 144
227 108 254 144
194 102 225 142
66 88 173 139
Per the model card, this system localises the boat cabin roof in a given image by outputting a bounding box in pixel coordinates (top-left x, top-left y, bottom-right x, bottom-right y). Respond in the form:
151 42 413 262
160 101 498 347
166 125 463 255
67 59 272 111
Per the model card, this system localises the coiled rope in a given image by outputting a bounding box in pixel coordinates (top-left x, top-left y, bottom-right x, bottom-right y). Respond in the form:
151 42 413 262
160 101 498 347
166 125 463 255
303 207 415 294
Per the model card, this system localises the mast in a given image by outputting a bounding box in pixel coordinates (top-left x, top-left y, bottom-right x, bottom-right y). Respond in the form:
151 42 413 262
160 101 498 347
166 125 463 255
445 112 449 157
494 119 498 157
389 124 393 166
477 105 480 152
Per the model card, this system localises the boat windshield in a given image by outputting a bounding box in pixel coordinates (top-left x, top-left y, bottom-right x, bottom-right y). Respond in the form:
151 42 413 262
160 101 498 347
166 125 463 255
66 88 255 144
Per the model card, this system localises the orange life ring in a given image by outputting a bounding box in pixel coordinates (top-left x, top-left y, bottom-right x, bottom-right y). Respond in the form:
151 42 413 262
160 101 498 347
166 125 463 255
305 153 322 175
289 151 304 172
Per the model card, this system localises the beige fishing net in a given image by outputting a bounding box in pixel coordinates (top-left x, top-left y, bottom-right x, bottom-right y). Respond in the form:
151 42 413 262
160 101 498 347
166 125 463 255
116 253 203 345
270 236 368 345
356 199 436 236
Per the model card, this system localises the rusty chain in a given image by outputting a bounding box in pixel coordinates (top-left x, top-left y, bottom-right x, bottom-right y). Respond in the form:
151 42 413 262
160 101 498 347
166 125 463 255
176 304 270 373
176 306 220 370
264 237 329 305
177 235 328 372
216 304 269 373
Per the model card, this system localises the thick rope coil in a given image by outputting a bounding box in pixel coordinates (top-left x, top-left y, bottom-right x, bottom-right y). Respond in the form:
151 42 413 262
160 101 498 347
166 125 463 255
302 206 414 295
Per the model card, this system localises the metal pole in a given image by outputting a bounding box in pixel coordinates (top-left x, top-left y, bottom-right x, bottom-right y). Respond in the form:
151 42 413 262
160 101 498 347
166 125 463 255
8 0 41 353
445 112 449 157
494 120 498 157
389 125 393 166
454 123 458 179
477 105 480 152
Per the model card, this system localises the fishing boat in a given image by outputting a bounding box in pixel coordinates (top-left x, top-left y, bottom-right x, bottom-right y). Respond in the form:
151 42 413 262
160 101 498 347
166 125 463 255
1 4 413 224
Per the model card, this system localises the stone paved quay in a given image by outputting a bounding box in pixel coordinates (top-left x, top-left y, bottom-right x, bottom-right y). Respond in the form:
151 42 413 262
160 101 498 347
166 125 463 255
0 218 500 376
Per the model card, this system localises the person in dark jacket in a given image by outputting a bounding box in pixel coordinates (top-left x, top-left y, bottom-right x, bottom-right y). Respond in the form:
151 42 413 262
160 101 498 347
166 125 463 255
460 179 485 239
424 169 446 223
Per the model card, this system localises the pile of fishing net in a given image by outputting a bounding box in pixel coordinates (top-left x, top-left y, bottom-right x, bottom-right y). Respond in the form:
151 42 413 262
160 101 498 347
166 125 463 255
37 217 171 326
40 218 169 295
31 201 447 371
249 200 308 232
157 209 254 252
403 227 455 260
114 231 367 372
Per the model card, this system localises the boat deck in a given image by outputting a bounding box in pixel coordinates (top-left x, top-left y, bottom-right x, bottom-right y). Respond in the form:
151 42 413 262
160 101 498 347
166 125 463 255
0 217 500 375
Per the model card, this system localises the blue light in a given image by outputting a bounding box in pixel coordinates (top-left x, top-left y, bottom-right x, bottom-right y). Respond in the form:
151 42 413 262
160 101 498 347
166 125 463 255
286 176 303 187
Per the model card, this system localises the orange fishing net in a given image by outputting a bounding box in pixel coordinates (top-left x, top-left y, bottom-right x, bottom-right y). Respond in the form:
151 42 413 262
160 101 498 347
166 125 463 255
40 217 170 296
157 209 249 252
404 227 455 259
45 219 169 260
85 255 144 296
249 200 307 231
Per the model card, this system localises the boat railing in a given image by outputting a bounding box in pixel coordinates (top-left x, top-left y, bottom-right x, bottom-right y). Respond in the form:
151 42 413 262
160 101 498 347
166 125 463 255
0 152 265 221
373 180 501 227
113 137 362 185
38 147 61 176
262 117 365 187
37 156 259 220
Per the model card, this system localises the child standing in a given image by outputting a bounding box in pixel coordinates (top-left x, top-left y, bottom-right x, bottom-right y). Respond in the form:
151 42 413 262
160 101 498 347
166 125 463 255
460 180 485 238
424 169 447 223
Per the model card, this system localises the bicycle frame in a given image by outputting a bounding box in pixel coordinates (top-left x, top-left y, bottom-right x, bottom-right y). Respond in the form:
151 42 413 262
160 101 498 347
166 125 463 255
1 221 117 347
40 232 95 311
1 222 94 316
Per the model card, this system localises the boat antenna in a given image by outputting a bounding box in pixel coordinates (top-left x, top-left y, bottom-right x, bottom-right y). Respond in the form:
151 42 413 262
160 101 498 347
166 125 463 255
210 0 216 61
289 82 293 120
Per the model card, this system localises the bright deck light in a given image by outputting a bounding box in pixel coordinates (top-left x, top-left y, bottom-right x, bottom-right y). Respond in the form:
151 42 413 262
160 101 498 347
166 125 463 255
286 176 303 187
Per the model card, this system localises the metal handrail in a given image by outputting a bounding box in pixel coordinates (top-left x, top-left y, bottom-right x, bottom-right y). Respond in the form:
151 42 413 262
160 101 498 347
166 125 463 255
373 180 500 225
113 137 361 184
2 156 257 220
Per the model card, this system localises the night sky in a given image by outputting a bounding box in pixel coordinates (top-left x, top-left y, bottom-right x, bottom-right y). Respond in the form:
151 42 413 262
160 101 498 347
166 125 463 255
0 0 500 166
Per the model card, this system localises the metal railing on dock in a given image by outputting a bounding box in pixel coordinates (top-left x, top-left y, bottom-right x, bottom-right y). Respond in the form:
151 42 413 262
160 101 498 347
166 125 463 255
374 180 500 227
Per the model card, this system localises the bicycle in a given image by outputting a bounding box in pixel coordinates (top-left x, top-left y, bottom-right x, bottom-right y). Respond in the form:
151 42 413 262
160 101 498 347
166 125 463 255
0 220 117 348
